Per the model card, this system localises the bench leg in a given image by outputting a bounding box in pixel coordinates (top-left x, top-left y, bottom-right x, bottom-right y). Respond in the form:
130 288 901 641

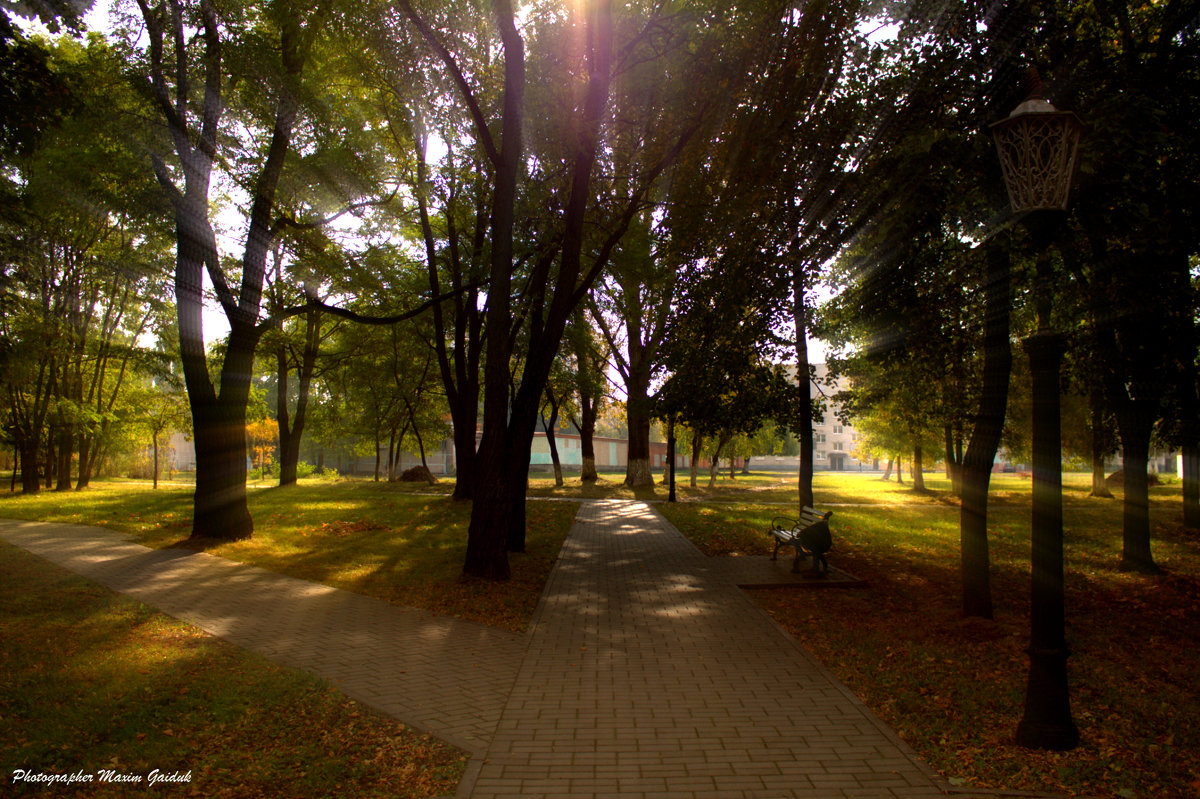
791 550 804 574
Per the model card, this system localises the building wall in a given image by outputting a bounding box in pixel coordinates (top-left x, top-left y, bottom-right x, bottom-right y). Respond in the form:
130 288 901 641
810 363 867 471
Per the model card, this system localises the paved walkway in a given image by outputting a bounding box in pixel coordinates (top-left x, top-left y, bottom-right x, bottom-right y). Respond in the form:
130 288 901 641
1 502 972 798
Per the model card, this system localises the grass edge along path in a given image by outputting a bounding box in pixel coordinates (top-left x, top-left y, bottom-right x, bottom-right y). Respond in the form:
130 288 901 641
0 541 467 798
658 476 1200 799
0 479 579 633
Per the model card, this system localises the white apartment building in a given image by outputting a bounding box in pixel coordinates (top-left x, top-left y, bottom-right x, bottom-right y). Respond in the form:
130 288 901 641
810 363 867 471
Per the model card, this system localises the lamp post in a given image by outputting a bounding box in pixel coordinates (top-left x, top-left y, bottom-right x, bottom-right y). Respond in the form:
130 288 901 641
990 92 1082 751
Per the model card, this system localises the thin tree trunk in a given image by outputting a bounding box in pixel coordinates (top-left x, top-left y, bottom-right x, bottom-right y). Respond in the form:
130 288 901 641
912 445 926 492
881 457 894 481
689 432 703 488
960 243 1011 619
373 429 381 482
1090 395 1114 498
794 278 815 508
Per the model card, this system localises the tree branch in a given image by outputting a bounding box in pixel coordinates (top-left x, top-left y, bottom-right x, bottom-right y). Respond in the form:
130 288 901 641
394 0 501 169
254 278 490 339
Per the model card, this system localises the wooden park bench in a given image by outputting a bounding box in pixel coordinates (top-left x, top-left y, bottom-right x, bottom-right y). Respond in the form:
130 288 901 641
769 507 834 575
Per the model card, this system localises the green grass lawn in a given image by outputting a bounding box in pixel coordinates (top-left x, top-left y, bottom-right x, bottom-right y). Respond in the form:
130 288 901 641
0 478 577 632
660 470 1200 799
0 542 465 798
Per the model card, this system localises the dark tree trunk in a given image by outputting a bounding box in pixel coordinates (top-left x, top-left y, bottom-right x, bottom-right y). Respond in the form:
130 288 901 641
911 445 925 492
578 408 598 483
895 455 904 484
276 306 319 487
1184 444 1200 529
373 429 381 482
945 424 964 495
960 243 1011 619
188 388 253 541
55 422 72 492
1089 394 1114 498
44 434 54 489
1116 404 1161 573
76 433 92 489
794 279 815 508
624 366 653 488
152 431 160 489
689 432 703 488
708 433 731 488
19 442 39 494
543 389 564 487
570 323 601 483
881 457 894 481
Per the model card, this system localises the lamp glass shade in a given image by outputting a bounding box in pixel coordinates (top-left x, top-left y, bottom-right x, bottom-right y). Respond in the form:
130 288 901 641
990 99 1082 213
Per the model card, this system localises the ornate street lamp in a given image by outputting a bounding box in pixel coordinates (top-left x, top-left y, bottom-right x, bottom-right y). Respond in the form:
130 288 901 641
991 92 1082 752
990 96 1082 214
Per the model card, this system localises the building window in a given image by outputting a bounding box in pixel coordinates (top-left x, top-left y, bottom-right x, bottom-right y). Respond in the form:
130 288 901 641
816 433 826 443
833 442 844 451
833 425 843 434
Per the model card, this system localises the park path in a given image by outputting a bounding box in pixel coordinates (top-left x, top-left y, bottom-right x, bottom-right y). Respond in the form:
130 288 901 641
0 502 973 798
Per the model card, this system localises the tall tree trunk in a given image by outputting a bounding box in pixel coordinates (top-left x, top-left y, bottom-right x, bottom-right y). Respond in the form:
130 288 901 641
960 243 1011 620
276 306 319 487
55 421 72 492
76 433 93 489
578 403 598 482
152 430 160 490
689 432 703 488
373 428 381 482
895 455 904 484
543 389 564 487
794 277 815 508
945 424 964 495
569 321 601 483
463 0 528 580
911 445 925 492
1116 404 1161 572
451 396 479 497
1089 393 1114 498
623 366 654 488
19 442 39 494
188 388 253 540
881 457 894 481
1184 444 1200 529
708 433 731 488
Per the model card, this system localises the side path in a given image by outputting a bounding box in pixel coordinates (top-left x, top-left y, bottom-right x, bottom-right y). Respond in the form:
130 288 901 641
471 500 951 799
0 518 524 755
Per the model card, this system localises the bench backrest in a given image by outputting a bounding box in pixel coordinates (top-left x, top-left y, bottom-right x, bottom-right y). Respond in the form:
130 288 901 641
798 506 832 526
